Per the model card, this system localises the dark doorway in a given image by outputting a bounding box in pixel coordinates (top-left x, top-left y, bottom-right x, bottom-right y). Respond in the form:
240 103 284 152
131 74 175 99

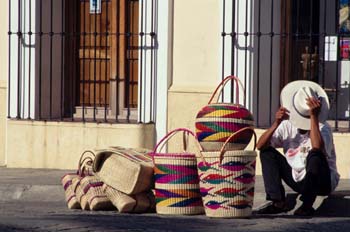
280 0 320 89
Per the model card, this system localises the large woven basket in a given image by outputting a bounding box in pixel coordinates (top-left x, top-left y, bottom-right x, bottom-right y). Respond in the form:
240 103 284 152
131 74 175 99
93 147 154 195
197 127 257 218
195 76 254 151
151 128 204 215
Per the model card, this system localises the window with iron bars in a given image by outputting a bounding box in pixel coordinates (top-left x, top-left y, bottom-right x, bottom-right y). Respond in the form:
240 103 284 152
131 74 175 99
221 0 350 132
8 0 157 123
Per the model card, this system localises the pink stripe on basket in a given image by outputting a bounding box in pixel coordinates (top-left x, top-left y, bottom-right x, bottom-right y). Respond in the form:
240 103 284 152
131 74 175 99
155 164 197 173
63 180 73 191
155 174 199 184
119 152 151 163
83 182 104 194
67 194 77 203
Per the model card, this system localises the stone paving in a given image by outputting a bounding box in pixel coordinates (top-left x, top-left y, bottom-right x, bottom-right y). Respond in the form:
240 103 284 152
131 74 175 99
0 168 350 232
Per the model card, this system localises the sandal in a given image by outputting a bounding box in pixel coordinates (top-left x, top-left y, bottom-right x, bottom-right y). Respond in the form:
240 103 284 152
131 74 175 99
293 205 315 217
255 201 289 214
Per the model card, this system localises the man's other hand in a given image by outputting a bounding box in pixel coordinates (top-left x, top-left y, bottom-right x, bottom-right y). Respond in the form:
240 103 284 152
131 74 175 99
306 97 321 117
275 107 290 125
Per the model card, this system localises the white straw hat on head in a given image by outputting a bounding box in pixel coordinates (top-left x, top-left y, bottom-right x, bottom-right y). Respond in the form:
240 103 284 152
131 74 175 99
280 80 330 130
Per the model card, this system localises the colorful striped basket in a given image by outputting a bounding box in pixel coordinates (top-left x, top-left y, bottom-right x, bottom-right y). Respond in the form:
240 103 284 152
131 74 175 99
197 127 257 218
195 76 254 151
151 128 204 215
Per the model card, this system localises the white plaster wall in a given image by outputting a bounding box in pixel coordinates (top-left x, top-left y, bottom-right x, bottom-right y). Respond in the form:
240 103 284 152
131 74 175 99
167 0 221 150
172 0 221 91
0 81 6 166
6 121 155 169
0 1 9 166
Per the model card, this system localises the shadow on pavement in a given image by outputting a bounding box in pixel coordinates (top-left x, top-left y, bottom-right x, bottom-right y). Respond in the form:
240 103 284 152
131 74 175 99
46 213 259 232
0 224 26 232
41 213 350 232
253 190 350 218
315 190 350 217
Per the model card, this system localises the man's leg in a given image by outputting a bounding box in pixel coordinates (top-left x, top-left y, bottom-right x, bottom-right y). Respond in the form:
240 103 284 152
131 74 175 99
260 147 286 201
260 146 300 201
257 146 300 214
298 149 331 210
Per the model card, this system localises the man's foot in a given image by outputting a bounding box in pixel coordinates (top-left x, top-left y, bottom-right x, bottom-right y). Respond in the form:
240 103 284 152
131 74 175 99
255 201 289 214
293 204 315 217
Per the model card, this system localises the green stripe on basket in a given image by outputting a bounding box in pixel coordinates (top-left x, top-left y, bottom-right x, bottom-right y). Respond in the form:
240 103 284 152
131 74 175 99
199 121 230 132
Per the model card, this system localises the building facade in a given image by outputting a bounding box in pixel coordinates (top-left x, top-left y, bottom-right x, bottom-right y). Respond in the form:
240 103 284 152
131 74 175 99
1 0 350 178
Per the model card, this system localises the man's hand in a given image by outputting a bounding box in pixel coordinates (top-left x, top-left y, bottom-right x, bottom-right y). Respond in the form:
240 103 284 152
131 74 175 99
275 107 290 125
306 96 324 151
306 97 321 117
257 106 289 150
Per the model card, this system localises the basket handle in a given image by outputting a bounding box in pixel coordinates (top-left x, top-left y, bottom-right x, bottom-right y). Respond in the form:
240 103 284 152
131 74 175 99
78 157 94 177
218 127 257 164
154 128 200 153
77 150 95 177
208 76 246 105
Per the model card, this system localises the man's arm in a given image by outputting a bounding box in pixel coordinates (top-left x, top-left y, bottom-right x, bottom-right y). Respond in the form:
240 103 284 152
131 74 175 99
306 97 325 150
256 107 289 150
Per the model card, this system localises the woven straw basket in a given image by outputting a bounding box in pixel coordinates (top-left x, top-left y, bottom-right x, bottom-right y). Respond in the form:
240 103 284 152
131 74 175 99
64 150 114 211
61 173 80 209
103 184 155 213
93 147 154 195
61 150 95 210
80 175 113 211
74 178 90 210
152 128 204 215
198 127 257 218
195 76 254 151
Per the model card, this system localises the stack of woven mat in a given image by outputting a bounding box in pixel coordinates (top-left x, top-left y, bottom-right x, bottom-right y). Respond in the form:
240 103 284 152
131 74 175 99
61 147 155 213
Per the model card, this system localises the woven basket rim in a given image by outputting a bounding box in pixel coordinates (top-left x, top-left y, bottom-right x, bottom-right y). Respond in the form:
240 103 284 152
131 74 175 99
203 103 245 106
198 150 257 158
151 152 196 158
156 206 204 215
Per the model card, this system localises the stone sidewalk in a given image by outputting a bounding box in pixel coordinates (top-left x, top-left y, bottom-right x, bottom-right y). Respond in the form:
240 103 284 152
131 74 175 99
0 167 350 232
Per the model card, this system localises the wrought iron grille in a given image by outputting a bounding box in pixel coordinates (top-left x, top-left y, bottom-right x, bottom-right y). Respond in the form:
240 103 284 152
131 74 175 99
221 0 350 132
8 0 157 123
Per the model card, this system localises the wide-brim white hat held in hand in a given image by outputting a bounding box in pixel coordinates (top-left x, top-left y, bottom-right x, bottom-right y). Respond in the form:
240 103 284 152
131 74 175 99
280 80 330 130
